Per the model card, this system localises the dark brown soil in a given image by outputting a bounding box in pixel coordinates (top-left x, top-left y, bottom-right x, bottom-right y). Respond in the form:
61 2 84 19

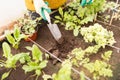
0 7 120 80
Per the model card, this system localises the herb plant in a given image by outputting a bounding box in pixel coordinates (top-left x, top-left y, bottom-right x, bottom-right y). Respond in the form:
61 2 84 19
22 44 48 80
17 16 41 35
0 42 30 80
52 60 72 80
80 23 116 48
5 26 26 49
55 0 107 36
69 46 113 80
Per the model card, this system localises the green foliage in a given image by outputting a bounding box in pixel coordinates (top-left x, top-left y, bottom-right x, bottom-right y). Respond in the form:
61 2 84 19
80 23 116 48
23 44 48 79
102 51 112 61
80 71 86 80
18 16 41 35
32 45 43 61
2 42 12 58
52 60 72 80
5 26 26 49
1 70 11 80
43 74 52 80
69 44 113 80
70 45 100 66
55 0 108 36
0 42 30 80
83 60 113 80
2 42 30 68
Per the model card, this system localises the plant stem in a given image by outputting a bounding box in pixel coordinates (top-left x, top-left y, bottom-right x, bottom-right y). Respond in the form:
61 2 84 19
35 75 39 80
108 45 120 53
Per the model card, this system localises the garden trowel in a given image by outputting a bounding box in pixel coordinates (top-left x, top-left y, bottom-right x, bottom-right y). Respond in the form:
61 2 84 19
43 10 62 42
33 0 62 42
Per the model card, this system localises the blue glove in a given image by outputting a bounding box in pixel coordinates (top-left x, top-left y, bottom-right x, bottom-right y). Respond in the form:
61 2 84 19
39 2 51 21
80 0 93 7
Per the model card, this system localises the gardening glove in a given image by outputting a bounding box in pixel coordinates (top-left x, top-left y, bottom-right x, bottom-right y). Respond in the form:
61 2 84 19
80 0 93 6
33 0 51 22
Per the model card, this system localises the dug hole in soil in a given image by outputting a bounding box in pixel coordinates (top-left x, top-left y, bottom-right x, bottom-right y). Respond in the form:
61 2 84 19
0 18 120 80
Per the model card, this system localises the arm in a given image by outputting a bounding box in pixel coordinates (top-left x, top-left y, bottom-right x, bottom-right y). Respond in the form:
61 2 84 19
33 0 51 22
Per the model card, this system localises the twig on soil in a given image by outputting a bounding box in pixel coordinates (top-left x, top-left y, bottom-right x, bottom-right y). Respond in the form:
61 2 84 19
108 45 120 53
28 38 91 80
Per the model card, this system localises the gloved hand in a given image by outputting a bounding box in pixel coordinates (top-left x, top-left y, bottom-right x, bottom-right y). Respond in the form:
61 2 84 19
80 0 93 6
33 0 51 21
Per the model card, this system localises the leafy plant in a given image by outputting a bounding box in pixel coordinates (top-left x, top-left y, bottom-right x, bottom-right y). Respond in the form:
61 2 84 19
52 60 72 80
0 42 30 80
15 13 41 36
55 0 107 36
5 26 26 49
69 45 113 80
83 59 113 80
22 44 48 80
80 23 116 48
70 45 100 66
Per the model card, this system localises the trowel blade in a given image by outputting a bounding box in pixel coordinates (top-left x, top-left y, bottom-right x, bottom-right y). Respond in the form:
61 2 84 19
47 23 62 41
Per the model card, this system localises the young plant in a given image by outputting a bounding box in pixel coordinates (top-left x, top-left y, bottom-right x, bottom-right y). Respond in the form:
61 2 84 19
69 45 113 80
5 26 26 49
18 16 41 35
52 60 72 80
42 60 72 80
22 44 48 80
83 57 113 80
0 42 30 80
55 0 107 36
80 23 116 48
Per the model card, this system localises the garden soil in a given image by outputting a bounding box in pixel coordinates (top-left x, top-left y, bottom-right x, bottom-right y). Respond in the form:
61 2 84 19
0 18 120 80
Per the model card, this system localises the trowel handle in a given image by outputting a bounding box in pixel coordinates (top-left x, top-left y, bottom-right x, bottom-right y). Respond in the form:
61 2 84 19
34 0 51 21
43 10 51 23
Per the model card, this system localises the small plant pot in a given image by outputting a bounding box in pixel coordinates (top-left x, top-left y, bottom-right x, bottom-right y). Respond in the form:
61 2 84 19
24 31 38 42
21 26 39 42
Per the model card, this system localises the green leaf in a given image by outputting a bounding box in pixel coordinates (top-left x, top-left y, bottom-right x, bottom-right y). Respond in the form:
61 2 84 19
6 53 30 68
55 16 62 20
80 71 85 80
13 26 20 40
35 69 41 76
43 74 52 80
54 20 60 24
102 51 112 61
18 34 26 41
1 71 11 80
26 46 32 51
2 42 12 58
22 64 39 73
58 7 63 17
32 45 43 61
39 60 48 69
53 60 72 80
5 31 15 45
73 27 80 36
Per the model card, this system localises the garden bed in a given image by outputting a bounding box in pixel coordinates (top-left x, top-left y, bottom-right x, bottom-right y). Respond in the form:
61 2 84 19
0 0 120 80
0 19 120 80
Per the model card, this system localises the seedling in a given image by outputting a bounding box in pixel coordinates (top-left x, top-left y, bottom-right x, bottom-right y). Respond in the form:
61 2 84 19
5 26 26 49
0 42 30 80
